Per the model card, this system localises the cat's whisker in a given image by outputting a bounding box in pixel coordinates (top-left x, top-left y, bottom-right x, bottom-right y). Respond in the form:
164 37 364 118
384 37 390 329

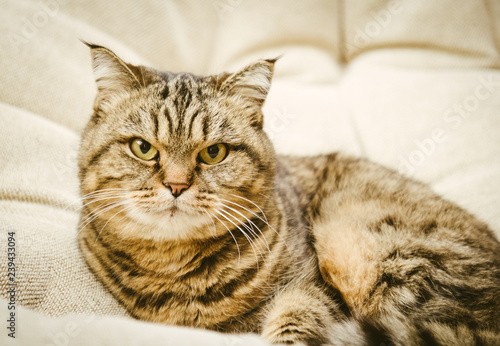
117 207 142 240
200 208 218 238
64 198 84 211
211 212 241 265
217 209 261 268
224 193 269 223
219 208 268 269
219 198 270 228
80 193 127 203
78 201 128 235
79 188 128 201
221 208 267 262
77 201 119 231
103 202 148 241
74 193 129 213
219 202 272 260
220 198 290 255
78 191 129 206
80 191 127 199
65 188 128 211
78 206 120 237
95 203 137 243
217 210 259 267
81 188 127 197
219 204 259 238
79 188 152 210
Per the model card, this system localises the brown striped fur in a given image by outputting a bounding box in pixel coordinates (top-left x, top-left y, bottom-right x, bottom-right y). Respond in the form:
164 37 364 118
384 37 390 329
78 44 500 345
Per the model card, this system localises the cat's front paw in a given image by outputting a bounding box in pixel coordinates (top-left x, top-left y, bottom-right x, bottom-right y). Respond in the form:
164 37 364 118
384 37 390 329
262 318 321 345
262 282 337 345
262 306 331 345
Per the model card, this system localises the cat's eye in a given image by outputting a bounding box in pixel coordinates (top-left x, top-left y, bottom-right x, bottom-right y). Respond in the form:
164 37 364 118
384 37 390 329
130 138 158 161
198 144 228 165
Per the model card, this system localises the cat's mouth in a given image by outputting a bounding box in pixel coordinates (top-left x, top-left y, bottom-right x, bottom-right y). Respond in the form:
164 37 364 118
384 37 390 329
148 199 199 219
124 190 213 235
125 198 213 240
166 205 180 217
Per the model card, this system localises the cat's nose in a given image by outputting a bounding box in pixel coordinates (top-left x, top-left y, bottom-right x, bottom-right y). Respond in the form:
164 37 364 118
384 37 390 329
164 182 190 198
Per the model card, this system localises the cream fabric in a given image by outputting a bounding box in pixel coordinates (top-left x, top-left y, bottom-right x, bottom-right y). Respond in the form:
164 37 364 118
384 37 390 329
0 0 499 344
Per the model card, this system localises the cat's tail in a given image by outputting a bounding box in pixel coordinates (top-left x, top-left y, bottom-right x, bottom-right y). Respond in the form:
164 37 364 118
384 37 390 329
326 315 500 346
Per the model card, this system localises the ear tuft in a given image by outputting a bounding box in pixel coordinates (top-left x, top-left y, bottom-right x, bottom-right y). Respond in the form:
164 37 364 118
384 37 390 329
221 58 278 106
85 42 144 108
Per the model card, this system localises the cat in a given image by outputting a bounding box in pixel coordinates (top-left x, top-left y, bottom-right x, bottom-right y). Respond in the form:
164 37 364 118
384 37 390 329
78 43 500 345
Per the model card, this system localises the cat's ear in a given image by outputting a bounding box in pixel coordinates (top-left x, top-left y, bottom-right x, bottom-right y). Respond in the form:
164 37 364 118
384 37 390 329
85 42 145 108
219 58 277 125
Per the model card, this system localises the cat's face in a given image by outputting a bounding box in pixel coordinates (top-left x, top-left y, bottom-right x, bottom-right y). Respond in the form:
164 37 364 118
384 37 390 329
79 45 276 241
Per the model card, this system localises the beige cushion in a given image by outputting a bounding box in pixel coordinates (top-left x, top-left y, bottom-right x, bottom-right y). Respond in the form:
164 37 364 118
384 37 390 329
1 0 499 344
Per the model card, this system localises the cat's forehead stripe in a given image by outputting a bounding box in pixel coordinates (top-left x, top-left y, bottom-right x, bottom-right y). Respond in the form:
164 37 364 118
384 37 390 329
155 74 212 143
202 115 210 140
186 109 200 138
162 103 174 136
152 104 159 138
172 77 193 115
161 84 169 99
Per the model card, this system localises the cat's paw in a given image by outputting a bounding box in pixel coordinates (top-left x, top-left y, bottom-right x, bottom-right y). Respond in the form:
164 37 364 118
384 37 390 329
262 284 336 345
262 317 325 345
262 328 310 345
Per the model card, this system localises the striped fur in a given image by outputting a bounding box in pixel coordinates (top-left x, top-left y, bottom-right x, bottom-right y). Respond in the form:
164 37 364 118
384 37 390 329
78 45 500 345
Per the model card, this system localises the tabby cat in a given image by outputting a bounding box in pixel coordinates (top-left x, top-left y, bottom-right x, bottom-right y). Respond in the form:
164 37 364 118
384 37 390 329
78 44 500 345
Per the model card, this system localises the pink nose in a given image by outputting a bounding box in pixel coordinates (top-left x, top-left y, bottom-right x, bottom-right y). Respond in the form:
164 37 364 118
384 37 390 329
164 182 190 198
